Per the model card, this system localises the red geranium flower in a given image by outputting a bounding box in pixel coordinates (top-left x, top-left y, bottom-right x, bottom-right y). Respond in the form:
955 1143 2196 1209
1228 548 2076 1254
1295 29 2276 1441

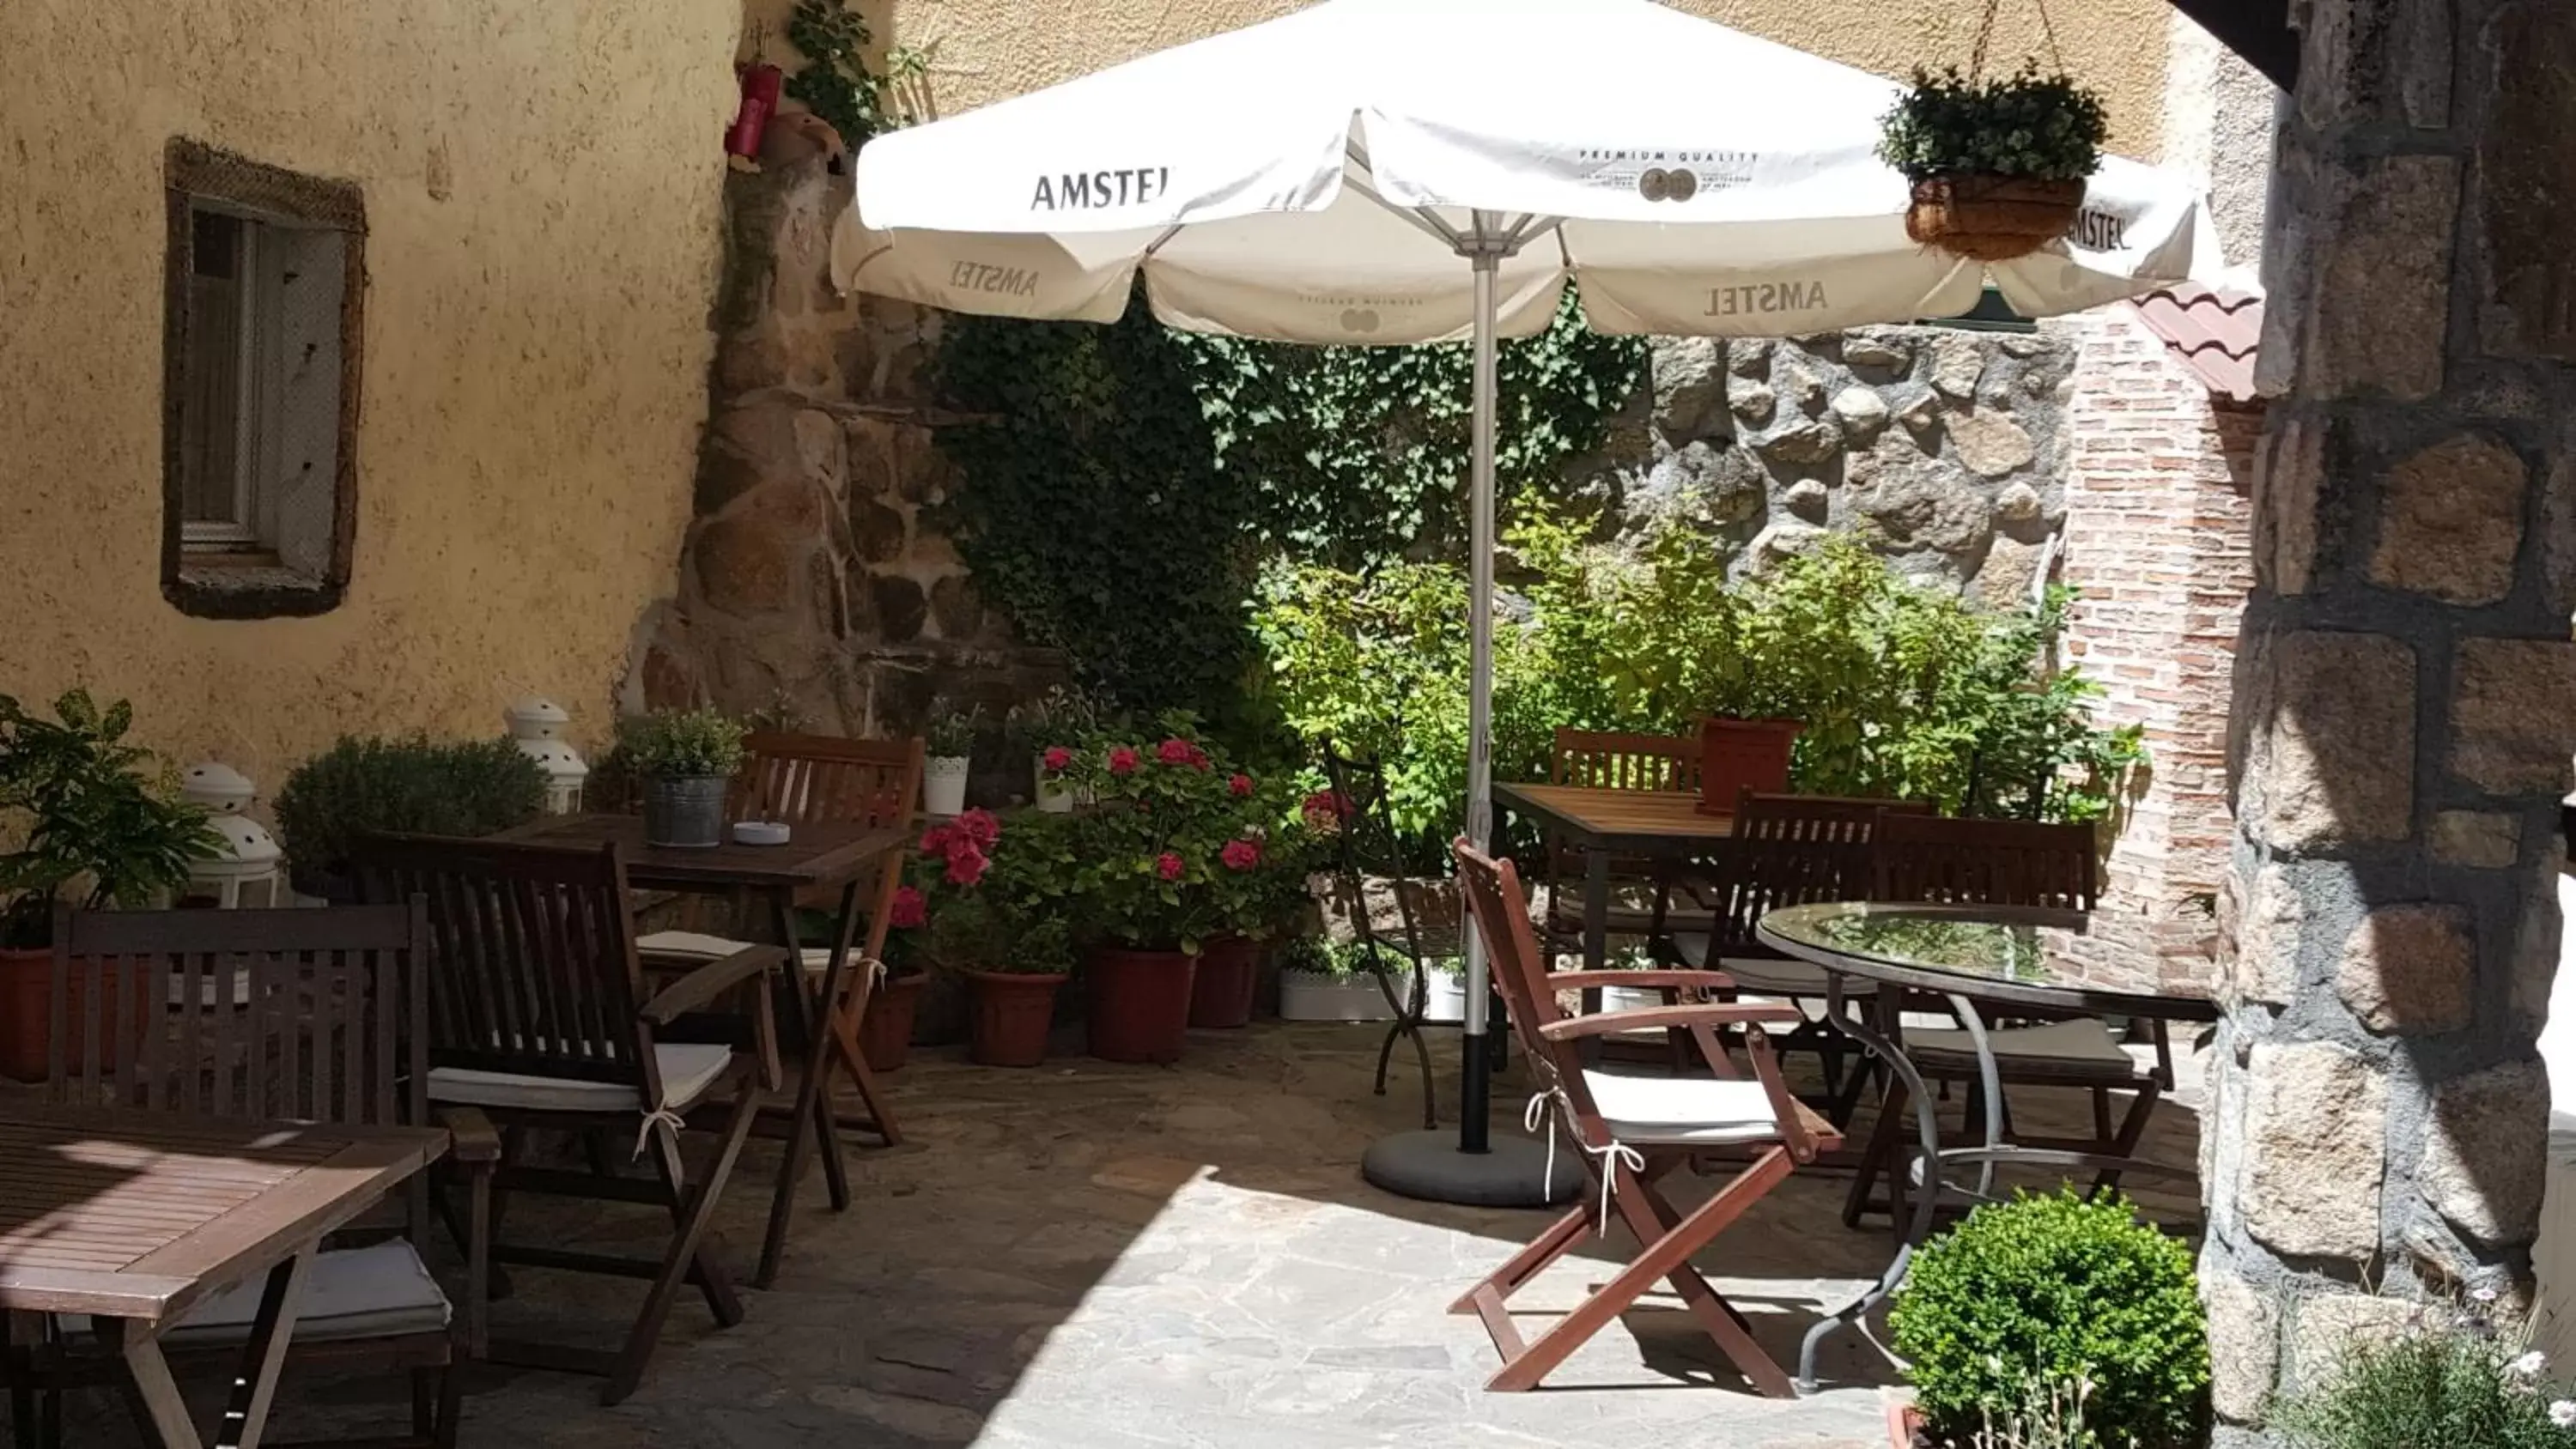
954 808 1001 847
1228 773 1255 797
1155 852 1184 881
1155 738 1196 767
1108 747 1140 775
920 822 956 855
1042 745 1073 773
1301 789 1355 834
1220 838 1262 872
945 846 990 888
1187 746 1211 771
889 886 927 930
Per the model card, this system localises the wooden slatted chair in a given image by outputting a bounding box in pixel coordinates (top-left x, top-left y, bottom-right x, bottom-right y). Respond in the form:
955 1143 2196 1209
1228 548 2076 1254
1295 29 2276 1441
355 836 782 1406
1538 730 1707 957
1841 813 2171 1230
1449 838 1838 1397
25 900 491 1449
1668 790 1934 1105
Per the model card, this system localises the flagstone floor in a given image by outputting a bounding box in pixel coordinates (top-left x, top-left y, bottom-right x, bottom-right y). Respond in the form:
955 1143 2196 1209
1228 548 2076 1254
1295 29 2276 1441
65 1019 2208 1449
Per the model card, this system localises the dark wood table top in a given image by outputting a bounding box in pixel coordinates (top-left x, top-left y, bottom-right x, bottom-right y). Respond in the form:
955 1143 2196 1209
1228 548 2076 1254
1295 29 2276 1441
1493 782 1737 852
499 813 912 892
0 1107 447 1325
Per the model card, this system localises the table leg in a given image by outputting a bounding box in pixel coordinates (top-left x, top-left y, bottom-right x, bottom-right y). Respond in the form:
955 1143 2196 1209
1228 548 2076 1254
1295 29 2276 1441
108 1248 312 1449
1579 846 1612 1022
1795 975 1943 1393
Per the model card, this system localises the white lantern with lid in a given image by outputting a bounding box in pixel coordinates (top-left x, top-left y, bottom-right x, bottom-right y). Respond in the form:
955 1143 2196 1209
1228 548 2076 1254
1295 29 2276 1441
506 696 588 814
180 762 285 908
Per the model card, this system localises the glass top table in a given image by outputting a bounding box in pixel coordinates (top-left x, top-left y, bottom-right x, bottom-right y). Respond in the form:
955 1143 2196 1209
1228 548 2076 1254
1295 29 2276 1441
1757 901 2217 1022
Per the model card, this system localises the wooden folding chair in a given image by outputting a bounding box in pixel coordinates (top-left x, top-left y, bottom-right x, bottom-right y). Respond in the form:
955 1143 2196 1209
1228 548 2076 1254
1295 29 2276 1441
1841 814 2171 1229
22 900 494 1449
1668 790 1933 1107
1449 839 1839 1397
355 836 783 1405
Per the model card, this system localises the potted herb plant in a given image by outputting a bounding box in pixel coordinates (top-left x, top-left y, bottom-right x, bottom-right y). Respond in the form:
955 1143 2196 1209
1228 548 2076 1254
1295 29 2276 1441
1009 686 1097 814
616 709 747 849
921 704 979 817
275 735 550 900
1877 63 2108 263
0 692 221 1081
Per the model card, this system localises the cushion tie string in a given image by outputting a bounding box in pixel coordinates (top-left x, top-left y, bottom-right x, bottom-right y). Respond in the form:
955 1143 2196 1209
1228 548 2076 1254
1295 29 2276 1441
1582 1139 1645 1238
1524 1088 1639 1236
632 1104 688 1161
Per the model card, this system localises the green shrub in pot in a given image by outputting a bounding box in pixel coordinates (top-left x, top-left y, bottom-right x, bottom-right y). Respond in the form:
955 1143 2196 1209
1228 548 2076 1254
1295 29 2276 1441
615 710 747 849
0 691 220 947
1891 1189 2208 1448
273 735 545 900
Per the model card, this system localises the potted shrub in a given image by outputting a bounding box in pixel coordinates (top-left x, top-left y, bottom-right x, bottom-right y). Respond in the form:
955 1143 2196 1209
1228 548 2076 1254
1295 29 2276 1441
1275 937 1401 1023
1190 773 1320 1029
616 709 747 848
1877 63 2108 264
1889 1189 2208 1448
0 692 221 1081
275 735 549 900
893 808 1074 1067
922 705 979 817
1009 687 1096 814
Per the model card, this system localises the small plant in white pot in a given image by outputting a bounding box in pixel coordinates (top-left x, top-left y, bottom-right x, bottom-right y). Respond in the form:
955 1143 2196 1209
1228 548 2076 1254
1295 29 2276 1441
617 709 747 849
1277 937 1403 1022
920 705 979 817
1008 687 1095 813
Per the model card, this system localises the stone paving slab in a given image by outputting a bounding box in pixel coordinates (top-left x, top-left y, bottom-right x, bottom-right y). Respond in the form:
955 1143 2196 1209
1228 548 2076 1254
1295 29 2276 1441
58 1022 2203 1448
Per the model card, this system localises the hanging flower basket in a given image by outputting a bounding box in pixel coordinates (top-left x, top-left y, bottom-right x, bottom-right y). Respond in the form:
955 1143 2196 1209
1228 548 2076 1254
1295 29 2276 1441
1904 175 2088 262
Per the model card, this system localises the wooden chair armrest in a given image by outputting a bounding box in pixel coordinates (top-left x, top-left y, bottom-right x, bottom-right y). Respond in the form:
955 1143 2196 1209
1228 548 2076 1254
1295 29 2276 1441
435 1105 502 1165
641 945 787 1025
1540 968 1739 992
1539 1002 1801 1041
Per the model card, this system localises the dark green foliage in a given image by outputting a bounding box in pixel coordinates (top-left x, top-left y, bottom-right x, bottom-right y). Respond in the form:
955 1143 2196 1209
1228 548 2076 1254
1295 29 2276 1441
1891 1190 2208 1449
0 692 220 948
780 0 890 149
273 737 547 888
1877 64 2109 183
614 709 748 779
2275 1300 2576 1449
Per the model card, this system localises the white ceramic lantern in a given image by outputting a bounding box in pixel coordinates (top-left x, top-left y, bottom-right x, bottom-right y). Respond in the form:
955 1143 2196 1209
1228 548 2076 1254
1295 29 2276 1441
180 762 285 908
505 696 588 815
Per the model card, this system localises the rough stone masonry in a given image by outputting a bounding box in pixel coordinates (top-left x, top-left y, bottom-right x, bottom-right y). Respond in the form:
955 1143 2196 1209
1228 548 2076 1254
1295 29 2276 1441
2201 0 2576 1438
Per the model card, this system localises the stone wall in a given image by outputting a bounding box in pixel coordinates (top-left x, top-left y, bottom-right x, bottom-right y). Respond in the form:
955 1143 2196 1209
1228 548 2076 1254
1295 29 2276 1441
625 129 1066 753
1596 324 2079 604
2058 308 2262 994
2202 0 2576 1437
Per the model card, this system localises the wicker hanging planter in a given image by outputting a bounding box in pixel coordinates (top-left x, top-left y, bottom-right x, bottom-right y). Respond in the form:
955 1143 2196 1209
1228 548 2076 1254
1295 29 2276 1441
1905 174 2088 263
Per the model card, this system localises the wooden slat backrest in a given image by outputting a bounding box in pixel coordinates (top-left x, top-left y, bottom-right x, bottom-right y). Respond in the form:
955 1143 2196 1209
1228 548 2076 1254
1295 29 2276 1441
1451 840 1607 1138
1870 812 2100 910
732 732 923 829
1709 791 1936 955
47 901 428 1135
354 835 658 1100
1548 729 1701 793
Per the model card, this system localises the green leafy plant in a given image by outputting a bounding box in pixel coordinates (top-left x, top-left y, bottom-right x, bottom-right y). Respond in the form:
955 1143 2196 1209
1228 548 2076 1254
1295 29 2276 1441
1005 686 1100 755
0 692 220 949
2275 1294 2576 1449
925 705 982 759
1877 63 2109 183
780 0 893 149
615 709 747 780
1957 1372 2122 1448
273 736 546 894
1891 1189 2208 1449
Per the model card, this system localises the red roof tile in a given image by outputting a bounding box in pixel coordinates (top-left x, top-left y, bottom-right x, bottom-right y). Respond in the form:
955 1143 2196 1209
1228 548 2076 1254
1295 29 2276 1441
2131 282 2265 402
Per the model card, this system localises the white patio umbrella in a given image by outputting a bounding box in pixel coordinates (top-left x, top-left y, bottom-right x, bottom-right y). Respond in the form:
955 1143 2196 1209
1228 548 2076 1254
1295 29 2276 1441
832 0 2215 1202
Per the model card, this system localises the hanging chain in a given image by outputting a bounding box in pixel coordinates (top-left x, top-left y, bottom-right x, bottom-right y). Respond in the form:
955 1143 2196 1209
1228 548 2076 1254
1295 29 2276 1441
1968 0 2069 80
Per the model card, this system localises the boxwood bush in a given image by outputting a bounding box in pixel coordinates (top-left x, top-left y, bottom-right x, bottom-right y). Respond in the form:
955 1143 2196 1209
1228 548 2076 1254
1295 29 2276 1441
1891 1189 2208 1448
274 736 546 894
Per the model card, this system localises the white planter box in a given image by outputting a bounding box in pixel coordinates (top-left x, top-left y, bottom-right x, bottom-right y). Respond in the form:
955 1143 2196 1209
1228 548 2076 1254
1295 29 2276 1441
923 755 970 816
1421 967 1467 1024
1279 968 1397 1022
1601 985 1668 1016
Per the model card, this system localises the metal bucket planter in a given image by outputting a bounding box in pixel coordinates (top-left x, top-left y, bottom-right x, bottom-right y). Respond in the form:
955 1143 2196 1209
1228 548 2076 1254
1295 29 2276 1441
641 775 728 848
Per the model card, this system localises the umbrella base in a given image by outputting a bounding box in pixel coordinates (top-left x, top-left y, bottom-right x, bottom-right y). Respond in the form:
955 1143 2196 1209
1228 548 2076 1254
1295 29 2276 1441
1361 1129 1583 1207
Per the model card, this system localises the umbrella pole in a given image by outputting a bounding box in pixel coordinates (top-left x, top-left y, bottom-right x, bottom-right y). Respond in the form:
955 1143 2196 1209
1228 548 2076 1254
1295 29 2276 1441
1358 232 1576 1209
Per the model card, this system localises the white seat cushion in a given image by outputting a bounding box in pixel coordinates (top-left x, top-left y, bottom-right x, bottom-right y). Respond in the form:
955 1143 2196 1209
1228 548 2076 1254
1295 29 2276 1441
638 929 838 973
428 1042 735 1113
70 1241 449 1346
1905 1018 2138 1071
1580 1069 1783 1147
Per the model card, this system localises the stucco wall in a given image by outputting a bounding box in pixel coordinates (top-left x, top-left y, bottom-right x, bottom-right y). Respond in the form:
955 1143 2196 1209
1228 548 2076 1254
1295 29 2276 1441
0 2 740 780
746 0 2173 159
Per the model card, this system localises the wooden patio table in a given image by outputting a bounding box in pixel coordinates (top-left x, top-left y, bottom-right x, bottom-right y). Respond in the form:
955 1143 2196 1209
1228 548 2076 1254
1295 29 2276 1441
0 1105 446 1449
1491 782 1737 976
494 812 911 1288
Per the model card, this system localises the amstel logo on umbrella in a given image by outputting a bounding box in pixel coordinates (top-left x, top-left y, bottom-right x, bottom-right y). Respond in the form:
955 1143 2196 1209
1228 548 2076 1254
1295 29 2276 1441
1030 167 1174 211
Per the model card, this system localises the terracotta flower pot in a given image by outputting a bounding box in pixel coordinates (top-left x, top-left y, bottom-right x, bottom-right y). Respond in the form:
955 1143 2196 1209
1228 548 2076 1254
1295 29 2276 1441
0 946 149 1082
1187 935 1261 1029
1697 716 1802 816
1085 946 1198 1064
860 969 928 1072
966 970 1064 1068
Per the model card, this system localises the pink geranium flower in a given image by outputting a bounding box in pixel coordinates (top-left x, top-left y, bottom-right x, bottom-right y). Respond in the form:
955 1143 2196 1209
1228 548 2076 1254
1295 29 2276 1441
954 808 1001 847
1155 852 1184 882
1220 838 1262 872
945 846 991 887
889 886 927 930
1228 773 1255 797
1301 789 1355 834
1042 745 1073 773
1156 738 1196 767
1108 747 1140 775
